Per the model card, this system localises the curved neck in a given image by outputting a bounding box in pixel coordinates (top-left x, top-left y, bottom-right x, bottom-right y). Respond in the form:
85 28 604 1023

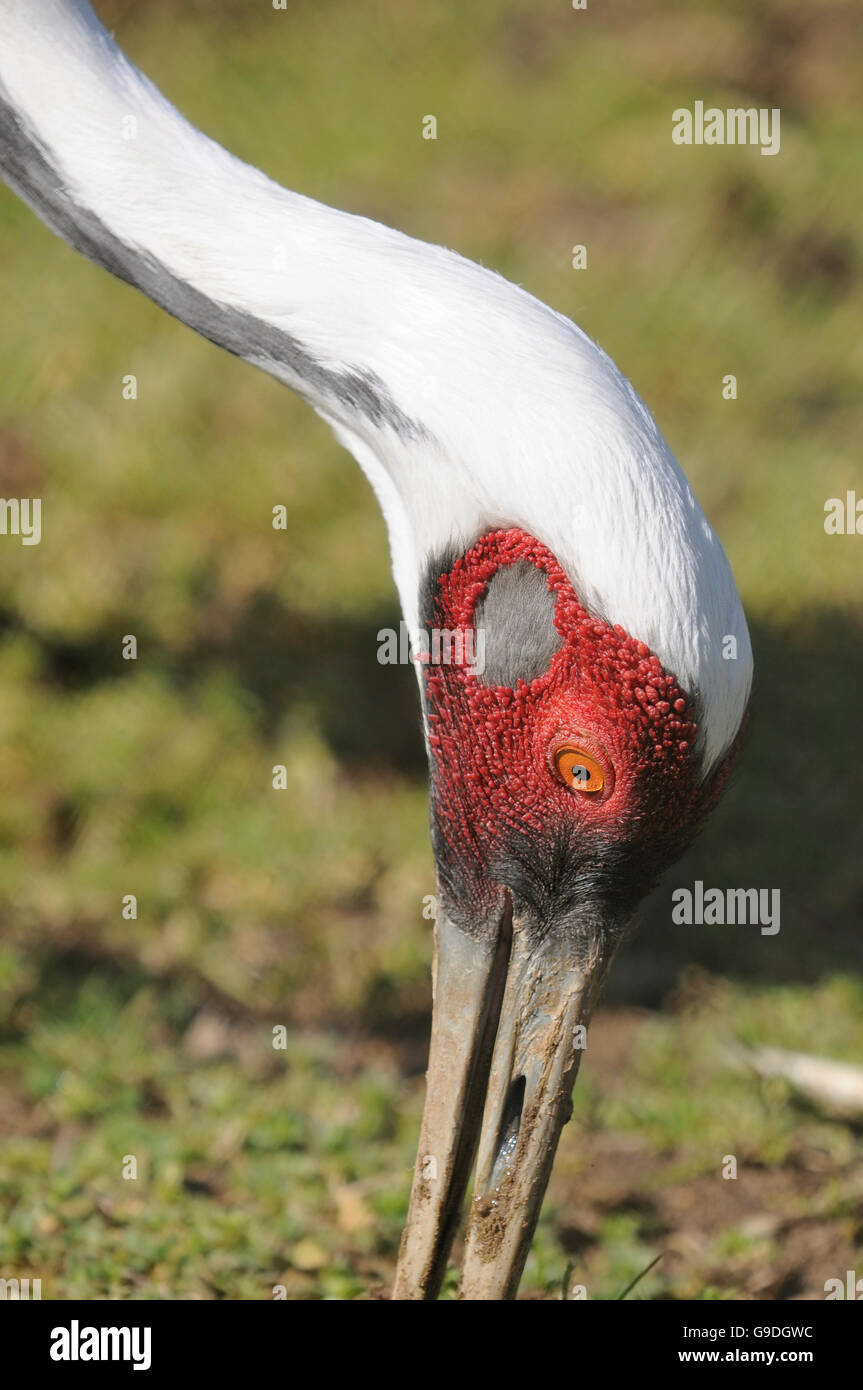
0 1 753 776
0 0 426 439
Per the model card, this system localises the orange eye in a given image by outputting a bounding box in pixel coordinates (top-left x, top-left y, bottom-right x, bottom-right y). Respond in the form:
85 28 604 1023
553 746 606 794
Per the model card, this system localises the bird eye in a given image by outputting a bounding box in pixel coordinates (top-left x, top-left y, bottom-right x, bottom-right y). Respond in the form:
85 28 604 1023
553 745 606 794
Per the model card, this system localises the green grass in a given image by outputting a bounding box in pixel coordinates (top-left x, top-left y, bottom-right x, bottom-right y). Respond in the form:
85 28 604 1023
3 972 860 1299
0 0 861 1298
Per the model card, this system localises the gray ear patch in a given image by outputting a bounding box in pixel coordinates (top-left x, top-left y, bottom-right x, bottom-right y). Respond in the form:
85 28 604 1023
474 561 562 688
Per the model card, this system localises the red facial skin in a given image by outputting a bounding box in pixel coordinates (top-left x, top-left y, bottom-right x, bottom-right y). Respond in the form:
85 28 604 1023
423 529 738 918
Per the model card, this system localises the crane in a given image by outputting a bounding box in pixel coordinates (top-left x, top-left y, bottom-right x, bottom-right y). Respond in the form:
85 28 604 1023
0 0 752 1300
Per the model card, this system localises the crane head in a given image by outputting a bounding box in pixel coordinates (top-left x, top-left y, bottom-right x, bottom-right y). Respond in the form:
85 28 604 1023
393 526 743 1299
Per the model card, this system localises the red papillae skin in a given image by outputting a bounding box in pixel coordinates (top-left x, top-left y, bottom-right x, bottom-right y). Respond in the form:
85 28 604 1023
423 528 736 913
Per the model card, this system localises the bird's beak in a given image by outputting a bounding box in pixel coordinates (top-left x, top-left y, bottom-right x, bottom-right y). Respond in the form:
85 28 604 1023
392 893 614 1300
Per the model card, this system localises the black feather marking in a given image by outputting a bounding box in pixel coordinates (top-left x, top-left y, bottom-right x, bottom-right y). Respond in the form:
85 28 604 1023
0 82 427 440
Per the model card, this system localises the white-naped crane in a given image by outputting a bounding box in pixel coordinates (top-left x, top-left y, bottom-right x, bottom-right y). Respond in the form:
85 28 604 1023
0 0 752 1300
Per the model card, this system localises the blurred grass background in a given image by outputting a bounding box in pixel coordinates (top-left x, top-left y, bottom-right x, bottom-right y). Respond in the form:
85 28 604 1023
0 0 861 1299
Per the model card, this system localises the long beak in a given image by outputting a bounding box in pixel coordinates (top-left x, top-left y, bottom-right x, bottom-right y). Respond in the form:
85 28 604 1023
392 895 614 1300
